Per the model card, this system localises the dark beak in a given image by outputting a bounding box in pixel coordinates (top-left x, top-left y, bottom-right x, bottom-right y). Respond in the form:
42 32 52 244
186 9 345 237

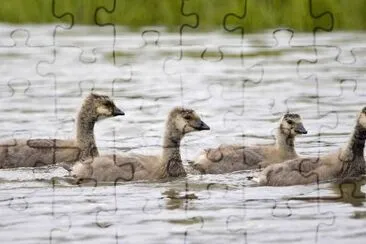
294 123 307 134
113 107 125 116
197 120 210 131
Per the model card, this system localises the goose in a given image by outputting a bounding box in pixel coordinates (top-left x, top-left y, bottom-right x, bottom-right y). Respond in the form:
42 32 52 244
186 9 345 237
0 93 124 168
190 113 307 174
257 107 366 186
71 107 210 182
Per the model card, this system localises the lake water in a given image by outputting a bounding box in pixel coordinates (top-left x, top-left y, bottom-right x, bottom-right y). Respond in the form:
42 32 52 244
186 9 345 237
0 24 366 243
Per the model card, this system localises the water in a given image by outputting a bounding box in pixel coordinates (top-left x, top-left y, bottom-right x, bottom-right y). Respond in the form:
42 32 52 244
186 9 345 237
0 24 366 243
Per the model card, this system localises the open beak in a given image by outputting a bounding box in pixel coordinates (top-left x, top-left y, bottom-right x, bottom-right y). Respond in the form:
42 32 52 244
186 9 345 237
113 107 125 116
294 123 307 134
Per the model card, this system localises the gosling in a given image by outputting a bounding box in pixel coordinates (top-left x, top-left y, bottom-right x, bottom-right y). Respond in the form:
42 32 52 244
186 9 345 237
190 113 307 174
258 107 366 186
71 107 210 182
0 93 124 168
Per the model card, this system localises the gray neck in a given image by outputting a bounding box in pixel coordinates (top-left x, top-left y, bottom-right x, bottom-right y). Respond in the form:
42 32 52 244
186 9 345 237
340 123 366 162
161 122 186 177
76 103 98 160
275 128 296 156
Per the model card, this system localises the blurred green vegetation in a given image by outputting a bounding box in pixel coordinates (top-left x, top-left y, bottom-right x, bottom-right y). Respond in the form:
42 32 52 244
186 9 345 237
0 0 365 32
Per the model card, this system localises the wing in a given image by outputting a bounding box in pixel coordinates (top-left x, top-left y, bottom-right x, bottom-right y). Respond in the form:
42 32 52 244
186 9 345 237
192 145 265 173
26 139 77 149
77 154 161 182
259 157 325 186
0 139 79 168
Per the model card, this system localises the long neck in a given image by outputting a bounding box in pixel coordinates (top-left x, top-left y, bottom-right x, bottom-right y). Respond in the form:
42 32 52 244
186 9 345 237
275 127 296 156
161 122 186 178
76 103 98 160
340 123 366 162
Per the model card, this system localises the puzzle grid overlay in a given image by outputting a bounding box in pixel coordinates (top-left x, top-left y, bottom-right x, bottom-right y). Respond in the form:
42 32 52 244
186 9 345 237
1 0 366 243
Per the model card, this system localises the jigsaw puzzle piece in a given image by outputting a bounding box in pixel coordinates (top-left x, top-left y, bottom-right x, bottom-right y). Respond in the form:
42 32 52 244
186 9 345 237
48 213 72 243
286 186 337 243
163 180 204 243
297 46 362 82
0 180 73 243
52 0 115 62
226 196 294 243
224 0 333 47
310 47 366 109
94 183 165 243
177 0 228 61
296 45 366 117
37 46 132 98
222 110 274 145
317 79 366 114
0 4 56 47
95 206 120 242
45 178 80 243
302 111 339 157
0 129 32 145
97 0 206 66
191 59 264 144
95 180 204 243
110 63 133 98
0 28 32 47
220 62 279 144
0 77 58 137
0 188 36 242
98 6 183 105
0 90 108 168
0 30 56 98
218 0 335 110
142 195 164 214
223 184 336 244
96 0 170 86
0 78 30 100
181 1 319 63
7 195 29 212
324 180 366 208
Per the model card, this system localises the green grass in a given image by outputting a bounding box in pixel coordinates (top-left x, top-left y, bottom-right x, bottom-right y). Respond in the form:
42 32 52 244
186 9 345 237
0 0 365 32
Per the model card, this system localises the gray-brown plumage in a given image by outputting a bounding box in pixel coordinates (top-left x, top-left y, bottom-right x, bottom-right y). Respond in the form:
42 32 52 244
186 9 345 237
190 113 307 174
71 107 210 182
258 107 366 186
0 93 124 168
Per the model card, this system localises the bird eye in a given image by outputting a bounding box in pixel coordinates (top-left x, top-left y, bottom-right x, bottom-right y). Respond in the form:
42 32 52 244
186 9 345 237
183 114 192 120
287 120 293 125
103 101 113 107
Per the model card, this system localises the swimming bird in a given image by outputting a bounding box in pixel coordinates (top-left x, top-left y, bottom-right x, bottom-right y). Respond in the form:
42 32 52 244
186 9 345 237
190 113 307 174
71 107 210 183
0 93 124 168
257 107 366 186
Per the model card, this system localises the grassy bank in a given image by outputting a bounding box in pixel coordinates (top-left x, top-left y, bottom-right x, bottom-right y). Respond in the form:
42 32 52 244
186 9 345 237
1 0 366 32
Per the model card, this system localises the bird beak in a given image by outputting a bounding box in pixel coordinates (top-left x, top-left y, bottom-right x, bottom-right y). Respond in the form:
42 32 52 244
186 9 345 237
113 107 125 116
294 123 307 134
197 120 210 131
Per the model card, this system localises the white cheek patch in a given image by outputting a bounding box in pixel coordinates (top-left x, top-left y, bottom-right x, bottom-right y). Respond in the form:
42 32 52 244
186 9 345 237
175 118 187 131
359 113 366 128
280 122 290 132
97 106 111 116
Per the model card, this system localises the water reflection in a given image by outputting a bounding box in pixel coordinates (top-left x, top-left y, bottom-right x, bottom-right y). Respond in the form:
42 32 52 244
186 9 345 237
288 177 365 207
163 188 198 210
330 177 366 207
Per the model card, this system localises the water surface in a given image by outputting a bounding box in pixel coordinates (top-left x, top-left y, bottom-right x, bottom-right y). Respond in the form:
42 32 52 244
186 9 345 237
0 25 366 243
